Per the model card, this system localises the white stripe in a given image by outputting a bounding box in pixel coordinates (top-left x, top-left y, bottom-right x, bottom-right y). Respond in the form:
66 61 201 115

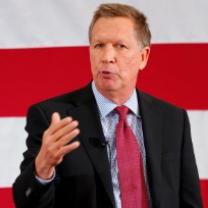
0 118 27 187
0 112 207 186
0 0 207 48
188 111 208 179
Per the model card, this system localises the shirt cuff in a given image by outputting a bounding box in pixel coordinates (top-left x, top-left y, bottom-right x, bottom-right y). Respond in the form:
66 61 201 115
35 171 56 185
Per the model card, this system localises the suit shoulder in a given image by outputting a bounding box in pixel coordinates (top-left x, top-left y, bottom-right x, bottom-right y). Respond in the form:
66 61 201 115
139 91 185 114
28 84 91 113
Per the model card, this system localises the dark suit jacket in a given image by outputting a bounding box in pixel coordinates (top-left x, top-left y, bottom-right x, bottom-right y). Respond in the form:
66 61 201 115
13 83 202 208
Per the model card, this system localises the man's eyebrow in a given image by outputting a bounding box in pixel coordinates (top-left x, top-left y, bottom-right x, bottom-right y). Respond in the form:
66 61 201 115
92 39 102 42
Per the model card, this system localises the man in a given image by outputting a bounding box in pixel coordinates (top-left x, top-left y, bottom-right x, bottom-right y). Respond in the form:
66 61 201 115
13 3 202 208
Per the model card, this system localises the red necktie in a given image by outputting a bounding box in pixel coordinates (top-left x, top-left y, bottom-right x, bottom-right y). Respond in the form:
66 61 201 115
115 106 149 208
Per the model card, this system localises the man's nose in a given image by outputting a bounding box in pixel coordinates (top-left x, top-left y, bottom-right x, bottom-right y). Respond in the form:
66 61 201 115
101 45 116 64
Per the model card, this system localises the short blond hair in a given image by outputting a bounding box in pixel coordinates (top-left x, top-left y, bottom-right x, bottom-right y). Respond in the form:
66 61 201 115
89 3 151 47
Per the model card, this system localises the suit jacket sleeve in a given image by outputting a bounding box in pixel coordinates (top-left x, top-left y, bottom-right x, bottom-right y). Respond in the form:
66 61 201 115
12 105 56 208
180 110 203 207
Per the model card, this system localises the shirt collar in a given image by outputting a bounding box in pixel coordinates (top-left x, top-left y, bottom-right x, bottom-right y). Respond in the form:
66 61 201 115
92 81 140 119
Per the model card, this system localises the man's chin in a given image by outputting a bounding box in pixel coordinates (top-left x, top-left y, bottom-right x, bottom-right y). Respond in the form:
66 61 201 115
99 81 116 89
99 85 120 94
95 80 121 93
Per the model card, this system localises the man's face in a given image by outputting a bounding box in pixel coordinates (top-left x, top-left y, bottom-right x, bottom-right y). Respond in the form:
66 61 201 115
89 17 150 97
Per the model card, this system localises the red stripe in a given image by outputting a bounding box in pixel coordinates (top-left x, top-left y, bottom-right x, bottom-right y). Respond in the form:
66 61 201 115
201 180 208 208
0 188 15 208
0 44 208 116
139 43 208 110
1 180 208 207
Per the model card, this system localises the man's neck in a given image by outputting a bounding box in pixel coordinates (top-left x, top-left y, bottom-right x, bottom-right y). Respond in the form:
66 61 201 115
95 86 135 105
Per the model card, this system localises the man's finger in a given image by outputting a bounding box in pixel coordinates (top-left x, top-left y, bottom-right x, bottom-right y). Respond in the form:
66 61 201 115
58 141 80 157
51 128 80 151
51 112 61 124
55 128 80 148
48 116 73 135
52 120 79 142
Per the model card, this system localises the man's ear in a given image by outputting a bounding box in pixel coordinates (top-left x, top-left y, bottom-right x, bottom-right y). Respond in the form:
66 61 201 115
138 46 150 70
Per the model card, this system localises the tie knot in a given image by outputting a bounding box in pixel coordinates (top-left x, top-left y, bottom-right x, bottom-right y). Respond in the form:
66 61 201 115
115 106 129 120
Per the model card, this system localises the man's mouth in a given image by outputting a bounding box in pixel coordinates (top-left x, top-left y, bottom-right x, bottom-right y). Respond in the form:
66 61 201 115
101 70 114 79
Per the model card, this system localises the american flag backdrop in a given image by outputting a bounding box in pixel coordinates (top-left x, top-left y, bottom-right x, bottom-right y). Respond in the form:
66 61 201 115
0 0 208 207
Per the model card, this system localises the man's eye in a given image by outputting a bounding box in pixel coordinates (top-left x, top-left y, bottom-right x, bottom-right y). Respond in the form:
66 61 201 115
116 44 127 49
94 43 104 48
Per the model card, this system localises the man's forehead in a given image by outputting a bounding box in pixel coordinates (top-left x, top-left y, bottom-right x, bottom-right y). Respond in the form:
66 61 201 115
91 17 136 41
92 16 134 29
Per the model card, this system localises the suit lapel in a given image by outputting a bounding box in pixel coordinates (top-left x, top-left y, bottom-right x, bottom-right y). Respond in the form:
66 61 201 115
139 92 164 207
66 86 115 207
